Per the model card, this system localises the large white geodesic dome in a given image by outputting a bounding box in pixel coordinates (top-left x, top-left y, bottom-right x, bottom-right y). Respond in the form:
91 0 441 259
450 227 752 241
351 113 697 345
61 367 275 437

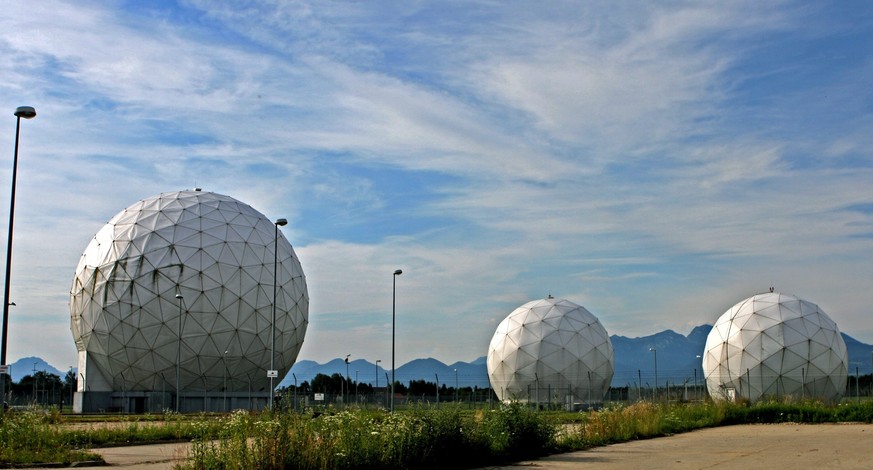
703 291 847 403
487 297 614 405
70 190 308 396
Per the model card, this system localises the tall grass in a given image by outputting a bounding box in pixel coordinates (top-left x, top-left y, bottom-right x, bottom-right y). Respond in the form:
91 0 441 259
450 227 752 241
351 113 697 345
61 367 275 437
5 399 873 468
0 407 101 465
186 404 555 469
555 401 727 450
185 399 873 469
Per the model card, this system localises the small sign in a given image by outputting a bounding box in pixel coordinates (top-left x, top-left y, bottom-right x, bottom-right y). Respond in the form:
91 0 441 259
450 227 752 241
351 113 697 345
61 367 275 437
0 365 7 375
267 370 278 378
314 393 324 401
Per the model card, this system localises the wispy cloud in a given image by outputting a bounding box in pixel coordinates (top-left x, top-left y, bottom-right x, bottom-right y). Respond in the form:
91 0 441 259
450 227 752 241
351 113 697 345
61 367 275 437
1 1 872 369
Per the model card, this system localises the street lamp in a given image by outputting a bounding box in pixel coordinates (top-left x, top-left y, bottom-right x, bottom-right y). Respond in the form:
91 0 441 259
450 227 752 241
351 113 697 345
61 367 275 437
223 350 229 412
1 106 36 407
345 354 351 406
270 218 287 411
175 294 184 412
649 348 658 400
391 269 402 412
32 362 37 405
69 366 74 410
454 368 458 402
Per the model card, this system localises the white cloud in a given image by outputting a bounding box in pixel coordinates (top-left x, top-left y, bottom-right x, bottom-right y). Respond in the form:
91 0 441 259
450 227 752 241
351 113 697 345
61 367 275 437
1 1 872 371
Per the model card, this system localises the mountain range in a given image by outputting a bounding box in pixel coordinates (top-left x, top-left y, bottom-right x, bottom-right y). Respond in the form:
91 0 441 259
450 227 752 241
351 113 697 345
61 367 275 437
8 326 872 388
282 325 873 388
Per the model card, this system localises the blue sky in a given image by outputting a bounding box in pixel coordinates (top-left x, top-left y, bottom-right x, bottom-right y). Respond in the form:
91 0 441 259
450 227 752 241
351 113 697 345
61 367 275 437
2 1 873 371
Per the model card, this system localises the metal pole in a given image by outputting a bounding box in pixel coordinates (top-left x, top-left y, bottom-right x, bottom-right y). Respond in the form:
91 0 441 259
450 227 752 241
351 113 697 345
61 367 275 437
587 370 591 405
391 269 402 411
270 219 287 411
345 354 350 406
801 367 805 400
375 359 380 389
175 294 183 412
649 348 658 400
637 369 642 401
69 366 74 411
694 368 698 401
223 350 228 412
1 107 36 408
454 368 458 402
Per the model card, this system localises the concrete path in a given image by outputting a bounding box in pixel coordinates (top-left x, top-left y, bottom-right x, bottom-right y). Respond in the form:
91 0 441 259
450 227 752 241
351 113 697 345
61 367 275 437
23 441 192 469
20 423 873 469
483 423 873 469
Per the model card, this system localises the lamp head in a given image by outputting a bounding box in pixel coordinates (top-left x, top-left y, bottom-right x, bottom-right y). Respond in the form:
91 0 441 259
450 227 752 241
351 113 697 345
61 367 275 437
275 218 288 226
14 106 36 119
175 294 183 299
394 269 403 276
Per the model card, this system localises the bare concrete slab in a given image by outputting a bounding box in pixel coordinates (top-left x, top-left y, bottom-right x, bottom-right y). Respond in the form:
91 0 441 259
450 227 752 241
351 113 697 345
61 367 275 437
482 423 873 470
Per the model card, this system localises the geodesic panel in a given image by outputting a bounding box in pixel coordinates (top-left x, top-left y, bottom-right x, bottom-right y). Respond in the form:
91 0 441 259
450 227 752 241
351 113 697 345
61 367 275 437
703 291 847 403
70 190 309 393
487 297 614 404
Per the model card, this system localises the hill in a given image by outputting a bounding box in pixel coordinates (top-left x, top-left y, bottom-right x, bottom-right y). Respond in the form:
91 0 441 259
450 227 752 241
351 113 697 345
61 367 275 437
7 357 67 382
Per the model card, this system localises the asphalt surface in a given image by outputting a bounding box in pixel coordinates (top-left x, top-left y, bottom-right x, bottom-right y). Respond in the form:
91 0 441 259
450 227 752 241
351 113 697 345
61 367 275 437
19 423 873 469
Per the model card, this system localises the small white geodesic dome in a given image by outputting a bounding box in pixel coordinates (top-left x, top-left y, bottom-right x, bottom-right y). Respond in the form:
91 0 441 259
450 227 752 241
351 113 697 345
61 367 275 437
70 190 308 394
487 297 614 404
703 291 847 403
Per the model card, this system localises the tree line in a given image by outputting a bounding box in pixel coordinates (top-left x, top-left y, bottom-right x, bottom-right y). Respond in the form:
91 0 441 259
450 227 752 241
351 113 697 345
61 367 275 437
1 370 77 407
277 372 498 400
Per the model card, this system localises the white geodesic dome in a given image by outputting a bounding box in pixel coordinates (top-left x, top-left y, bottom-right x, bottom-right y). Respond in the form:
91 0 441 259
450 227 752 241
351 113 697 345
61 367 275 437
703 291 847 403
487 297 614 404
70 190 308 394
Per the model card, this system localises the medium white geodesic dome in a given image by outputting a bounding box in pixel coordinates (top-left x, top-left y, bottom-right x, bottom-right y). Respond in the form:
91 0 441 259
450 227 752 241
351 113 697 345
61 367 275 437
487 297 614 405
703 291 847 403
70 190 308 395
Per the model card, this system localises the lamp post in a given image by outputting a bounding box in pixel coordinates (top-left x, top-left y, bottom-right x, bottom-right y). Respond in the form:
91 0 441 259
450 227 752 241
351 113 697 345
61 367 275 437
345 354 350 406
391 269 402 412
649 348 658 400
454 368 458 402
69 366 74 410
269 218 287 411
1 106 36 408
175 294 184 412
223 350 228 412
